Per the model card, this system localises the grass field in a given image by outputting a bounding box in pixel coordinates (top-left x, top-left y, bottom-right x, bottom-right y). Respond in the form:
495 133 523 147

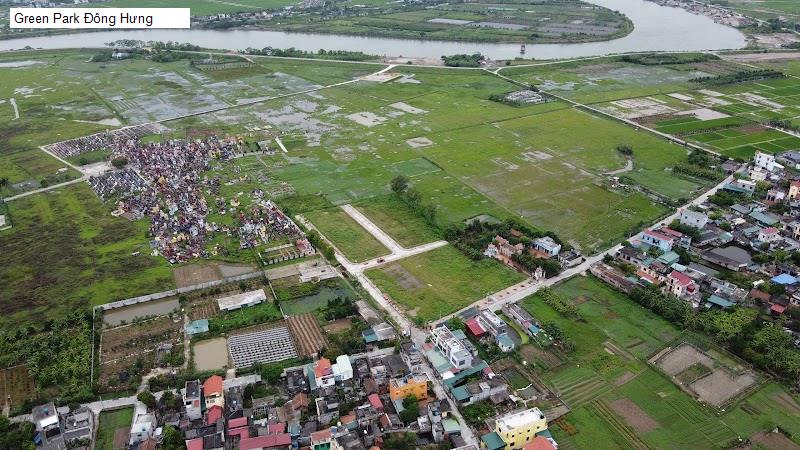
0 183 174 328
366 245 524 322
96 0 298 16
355 195 442 247
521 276 800 449
306 207 390 262
263 0 631 44
502 58 714 104
95 407 134 450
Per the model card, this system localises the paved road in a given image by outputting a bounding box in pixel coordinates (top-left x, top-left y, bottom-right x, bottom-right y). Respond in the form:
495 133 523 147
434 172 735 325
3 175 87 202
305 206 476 445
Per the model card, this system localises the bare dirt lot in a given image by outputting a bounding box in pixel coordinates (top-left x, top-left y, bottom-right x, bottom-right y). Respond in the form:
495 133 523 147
173 263 222 288
747 431 800 450
0 365 34 411
287 313 326 357
655 343 757 407
691 369 755 407
323 318 352 333
610 398 660 433
655 344 713 376
193 337 229 371
383 264 423 289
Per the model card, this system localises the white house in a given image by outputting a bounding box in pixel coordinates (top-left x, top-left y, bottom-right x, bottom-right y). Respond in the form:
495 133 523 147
754 151 783 172
678 209 708 229
533 236 561 257
332 355 353 382
431 325 473 369
129 403 156 445
759 227 780 243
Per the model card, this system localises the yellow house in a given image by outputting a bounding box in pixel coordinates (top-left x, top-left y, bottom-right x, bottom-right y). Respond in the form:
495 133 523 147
389 376 428 401
494 408 548 449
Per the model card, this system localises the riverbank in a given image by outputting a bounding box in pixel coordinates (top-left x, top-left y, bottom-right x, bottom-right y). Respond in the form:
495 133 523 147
0 0 745 59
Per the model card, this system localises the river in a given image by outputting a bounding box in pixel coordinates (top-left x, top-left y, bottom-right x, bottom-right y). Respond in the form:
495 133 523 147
0 0 746 59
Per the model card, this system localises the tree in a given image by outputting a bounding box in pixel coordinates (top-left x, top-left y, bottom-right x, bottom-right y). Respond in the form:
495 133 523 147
160 425 184 450
137 390 157 409
390 175 409 193
616 144 633 156
261 363 284 384
399 395 420 423
384 432 416 450
0 177 9 189
111 157 128 169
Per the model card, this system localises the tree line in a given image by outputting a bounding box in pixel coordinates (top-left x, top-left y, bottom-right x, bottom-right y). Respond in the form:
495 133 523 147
629 285 800 381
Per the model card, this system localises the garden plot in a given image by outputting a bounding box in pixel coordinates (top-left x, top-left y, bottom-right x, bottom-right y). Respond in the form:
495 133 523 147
99 316 184 391
610 398 660 434
228 323 298 368
0 365 35 411
287 313 326 357
652 343 757 408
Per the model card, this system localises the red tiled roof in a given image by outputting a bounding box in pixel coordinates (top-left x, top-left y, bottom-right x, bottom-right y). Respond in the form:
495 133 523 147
523 436 557 450
267 422 285 434
771 303 787 314
186 438 204 450
206 405 223 425
750 289 771 301
228 426 250 440
644 229 674 242
203 375 224 396
238 434 291 450
636 270 660 285
368 393 383 410
229 417 248 429
340 414 356 425
669 270 693 287
314 358 332 378
465 317 486 336
310 428 332 443
660 227 683 238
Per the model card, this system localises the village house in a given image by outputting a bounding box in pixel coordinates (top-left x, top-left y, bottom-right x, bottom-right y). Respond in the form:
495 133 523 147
482 408 549 450
533 236 561 257
641 229 675 252
430 325 474 369
754 151 783 172
664 270 700 306
679 208 709 229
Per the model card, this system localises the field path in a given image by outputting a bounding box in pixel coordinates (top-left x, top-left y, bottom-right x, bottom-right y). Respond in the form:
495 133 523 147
296 209 475 446
9 98 18 120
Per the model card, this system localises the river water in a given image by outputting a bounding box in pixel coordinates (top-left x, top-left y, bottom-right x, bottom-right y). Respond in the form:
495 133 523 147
0 0 746 59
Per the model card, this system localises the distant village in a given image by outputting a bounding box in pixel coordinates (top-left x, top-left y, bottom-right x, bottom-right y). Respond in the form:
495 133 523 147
598 150 800 343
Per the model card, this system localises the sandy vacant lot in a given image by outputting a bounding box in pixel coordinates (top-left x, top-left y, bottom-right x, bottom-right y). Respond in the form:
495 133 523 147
194 337 229 371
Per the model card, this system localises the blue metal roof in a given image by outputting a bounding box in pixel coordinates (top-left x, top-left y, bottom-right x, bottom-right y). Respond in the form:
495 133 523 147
706 295 735 308
481 432 506 450
772 273 798 285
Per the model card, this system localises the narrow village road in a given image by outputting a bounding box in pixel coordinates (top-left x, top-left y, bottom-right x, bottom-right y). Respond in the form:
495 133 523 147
297 207 477 445
3 175 87 202
435 173 736 324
